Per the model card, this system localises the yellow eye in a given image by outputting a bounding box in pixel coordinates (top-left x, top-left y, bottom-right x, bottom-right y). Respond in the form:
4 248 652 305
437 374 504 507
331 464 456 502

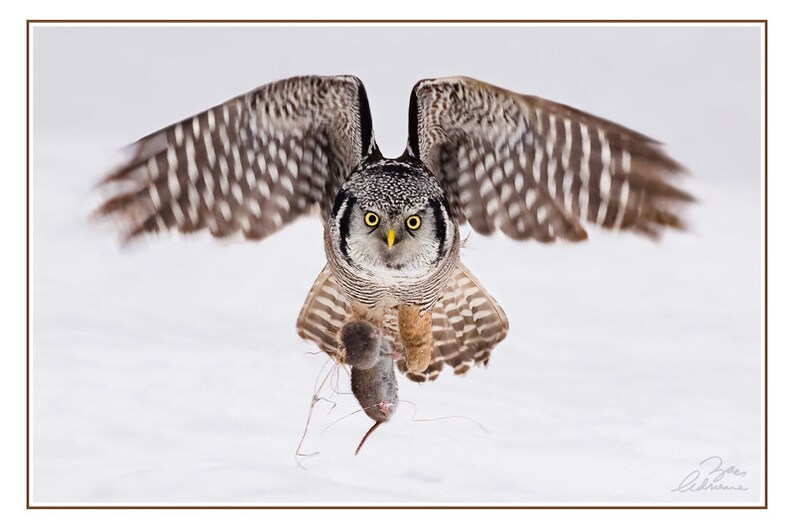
364 211 380 227
405 215 422 230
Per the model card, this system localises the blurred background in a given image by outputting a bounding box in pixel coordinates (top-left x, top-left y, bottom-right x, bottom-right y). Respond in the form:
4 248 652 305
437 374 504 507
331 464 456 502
30 24 763 504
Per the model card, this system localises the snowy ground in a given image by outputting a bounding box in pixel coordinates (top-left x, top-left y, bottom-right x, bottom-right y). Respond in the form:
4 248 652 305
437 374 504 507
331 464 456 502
29 25 764 505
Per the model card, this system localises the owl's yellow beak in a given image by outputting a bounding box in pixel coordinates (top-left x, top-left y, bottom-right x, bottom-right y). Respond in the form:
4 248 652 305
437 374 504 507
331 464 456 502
386 229 396 249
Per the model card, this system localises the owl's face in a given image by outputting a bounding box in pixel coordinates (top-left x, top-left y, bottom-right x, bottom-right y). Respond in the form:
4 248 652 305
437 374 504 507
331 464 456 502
344 203 441 272
327 159 458 279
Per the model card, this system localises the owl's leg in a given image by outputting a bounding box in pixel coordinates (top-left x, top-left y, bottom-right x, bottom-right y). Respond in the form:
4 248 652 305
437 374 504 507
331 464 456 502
397 305 434 374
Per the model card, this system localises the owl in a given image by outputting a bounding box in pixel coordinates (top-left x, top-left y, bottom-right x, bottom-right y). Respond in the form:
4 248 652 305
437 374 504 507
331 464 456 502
97 75 691 401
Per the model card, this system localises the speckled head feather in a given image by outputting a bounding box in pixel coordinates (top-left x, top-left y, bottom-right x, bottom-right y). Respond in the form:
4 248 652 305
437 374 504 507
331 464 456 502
341 158 447 216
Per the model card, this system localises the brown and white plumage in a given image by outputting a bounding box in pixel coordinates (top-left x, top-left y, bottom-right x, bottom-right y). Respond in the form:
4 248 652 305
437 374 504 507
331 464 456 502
409 77 692 241
97 74 690 385
296 263 508 383
98 75 375 241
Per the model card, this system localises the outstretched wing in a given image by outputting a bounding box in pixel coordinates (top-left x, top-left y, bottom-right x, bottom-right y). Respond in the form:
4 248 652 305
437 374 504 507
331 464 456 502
408 76 692 242
97 75 377 241
296 264 508 383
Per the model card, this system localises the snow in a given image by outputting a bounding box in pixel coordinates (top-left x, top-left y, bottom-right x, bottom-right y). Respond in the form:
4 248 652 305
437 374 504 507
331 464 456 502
29 24 763 505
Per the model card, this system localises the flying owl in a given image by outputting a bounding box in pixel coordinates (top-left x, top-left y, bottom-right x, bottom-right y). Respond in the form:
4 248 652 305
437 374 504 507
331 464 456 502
97 75 691 418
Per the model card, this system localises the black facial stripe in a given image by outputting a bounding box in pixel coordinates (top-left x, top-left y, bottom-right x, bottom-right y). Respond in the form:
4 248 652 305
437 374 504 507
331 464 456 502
331 188 349 219
438 194 454 218
429 198 446 263
339 194 357 262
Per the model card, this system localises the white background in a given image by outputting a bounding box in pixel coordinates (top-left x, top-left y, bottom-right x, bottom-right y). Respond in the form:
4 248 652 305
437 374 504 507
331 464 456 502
29 24 762 505
4 2 791 528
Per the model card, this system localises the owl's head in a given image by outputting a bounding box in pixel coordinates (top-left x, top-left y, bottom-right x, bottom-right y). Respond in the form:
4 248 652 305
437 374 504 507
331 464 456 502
327 159 458 277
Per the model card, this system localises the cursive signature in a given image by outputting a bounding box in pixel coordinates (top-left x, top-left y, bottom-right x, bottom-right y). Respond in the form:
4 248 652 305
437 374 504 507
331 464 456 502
671 456 748 493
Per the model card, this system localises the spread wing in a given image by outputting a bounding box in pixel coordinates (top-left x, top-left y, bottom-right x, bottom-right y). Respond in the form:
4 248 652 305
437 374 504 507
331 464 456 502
408 76 693 242
97 75 377 241
296 264 508 383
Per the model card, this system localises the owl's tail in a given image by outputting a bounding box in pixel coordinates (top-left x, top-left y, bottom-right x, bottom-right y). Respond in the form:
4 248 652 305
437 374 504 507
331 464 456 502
296 263 508 383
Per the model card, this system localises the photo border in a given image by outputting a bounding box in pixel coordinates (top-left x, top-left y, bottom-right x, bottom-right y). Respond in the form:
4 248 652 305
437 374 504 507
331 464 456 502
25 18 768 510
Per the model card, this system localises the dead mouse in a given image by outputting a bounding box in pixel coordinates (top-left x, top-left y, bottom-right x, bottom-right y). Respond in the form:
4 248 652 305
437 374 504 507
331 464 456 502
339 320 399 454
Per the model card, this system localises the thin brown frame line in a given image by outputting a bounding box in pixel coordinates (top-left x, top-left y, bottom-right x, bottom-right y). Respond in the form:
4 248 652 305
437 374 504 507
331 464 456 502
26 19 767 23
26 19 768 510
26 18 31 512
755 18 770 511
24 503 769 510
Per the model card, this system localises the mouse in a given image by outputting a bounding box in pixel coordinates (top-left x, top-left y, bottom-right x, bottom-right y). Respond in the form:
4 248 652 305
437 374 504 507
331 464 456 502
339 319 399 454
